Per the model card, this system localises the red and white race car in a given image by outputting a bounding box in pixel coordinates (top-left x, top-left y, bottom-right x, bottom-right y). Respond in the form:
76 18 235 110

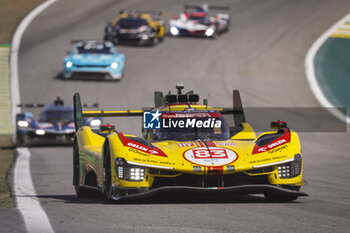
169 4 230 38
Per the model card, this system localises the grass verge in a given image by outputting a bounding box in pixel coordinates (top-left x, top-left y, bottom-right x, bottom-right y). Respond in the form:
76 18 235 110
0 0 46 44
0 136 14 208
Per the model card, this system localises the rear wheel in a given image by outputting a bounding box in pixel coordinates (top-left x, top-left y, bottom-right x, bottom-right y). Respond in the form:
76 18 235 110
73 141 92 197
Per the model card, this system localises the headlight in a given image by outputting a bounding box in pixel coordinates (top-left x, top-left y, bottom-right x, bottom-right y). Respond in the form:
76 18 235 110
17 120 29 127
170 27 179 36
65 61 73 68
35 129 45 135
277 154 302 179
141 34 149 40
115 159 145 182
90 119 101 127
205 28 214 37
111 62 118 69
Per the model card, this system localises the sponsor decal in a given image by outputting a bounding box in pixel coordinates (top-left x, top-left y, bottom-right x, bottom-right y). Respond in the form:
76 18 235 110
118 133 167 157
252 130 290 154
178 142 195 147
37 122 54 128
217 142 236 147
268 144 288 154
257 139 286 152
183 147 238 167
162 112 221 118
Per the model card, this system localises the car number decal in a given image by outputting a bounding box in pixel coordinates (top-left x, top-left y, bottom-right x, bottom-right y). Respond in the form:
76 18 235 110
183 147 238 166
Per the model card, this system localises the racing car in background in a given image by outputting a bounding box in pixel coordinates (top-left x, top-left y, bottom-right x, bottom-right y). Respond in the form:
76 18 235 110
63 40 125 80
169 4 230 38
104 10 165 46
16 97 101 146
72 84 307 202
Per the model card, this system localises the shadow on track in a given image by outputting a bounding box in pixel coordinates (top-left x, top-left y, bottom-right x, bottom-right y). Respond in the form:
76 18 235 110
33 192 304 205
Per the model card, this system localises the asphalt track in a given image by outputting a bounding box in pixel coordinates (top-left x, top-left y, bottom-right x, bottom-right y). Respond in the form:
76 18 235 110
8 0 350 232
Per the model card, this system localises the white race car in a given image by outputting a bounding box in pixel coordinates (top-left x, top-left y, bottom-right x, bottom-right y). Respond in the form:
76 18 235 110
169 4 230 38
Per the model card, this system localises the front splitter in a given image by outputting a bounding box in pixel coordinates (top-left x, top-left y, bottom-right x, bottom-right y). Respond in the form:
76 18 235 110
111 184 308 201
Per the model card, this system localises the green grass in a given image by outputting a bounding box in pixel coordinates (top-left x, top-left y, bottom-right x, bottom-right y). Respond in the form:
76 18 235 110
0 0 46 44
0 136 14 208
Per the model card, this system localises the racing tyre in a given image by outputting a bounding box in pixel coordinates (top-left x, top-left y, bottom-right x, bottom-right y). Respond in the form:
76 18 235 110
150 37 159 46
17 133 30 147
73 142 92 197
103 141 113 201
112 37 119 45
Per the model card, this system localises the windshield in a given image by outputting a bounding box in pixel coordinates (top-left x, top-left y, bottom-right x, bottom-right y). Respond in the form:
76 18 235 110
189 16 209 24
117 18 149 28
39 110 74 123
76 43 112 54
148 111 230 141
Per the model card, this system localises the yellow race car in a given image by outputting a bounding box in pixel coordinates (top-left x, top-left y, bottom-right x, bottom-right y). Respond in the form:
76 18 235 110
104 10 165 46
73 84 307 202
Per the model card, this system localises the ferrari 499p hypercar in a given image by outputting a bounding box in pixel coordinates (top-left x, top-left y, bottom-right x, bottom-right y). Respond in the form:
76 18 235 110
72 84 307 202
16 97 101 146
63 40 125 80
169 4 230 38
104 10 165 46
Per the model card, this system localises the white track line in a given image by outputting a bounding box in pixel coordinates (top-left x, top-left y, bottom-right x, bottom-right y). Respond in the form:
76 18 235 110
14 148 55 233
305 13 350 125
10 0 57 233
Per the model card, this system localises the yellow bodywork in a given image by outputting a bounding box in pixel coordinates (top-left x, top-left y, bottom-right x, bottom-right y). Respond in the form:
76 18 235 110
112 13 165 39
75 104 304 193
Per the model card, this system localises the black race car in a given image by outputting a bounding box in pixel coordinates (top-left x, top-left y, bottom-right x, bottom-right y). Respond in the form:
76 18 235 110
104 10 165 46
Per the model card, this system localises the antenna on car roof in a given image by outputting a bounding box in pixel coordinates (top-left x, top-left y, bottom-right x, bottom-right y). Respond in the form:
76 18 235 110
54 96 64 106
176 82 184 94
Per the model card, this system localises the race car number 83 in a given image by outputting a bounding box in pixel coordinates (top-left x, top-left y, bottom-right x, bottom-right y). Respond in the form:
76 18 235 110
183 147 238 166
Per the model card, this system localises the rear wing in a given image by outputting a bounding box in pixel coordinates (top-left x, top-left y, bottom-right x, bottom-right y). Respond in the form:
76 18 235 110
119 10 163 19
73 90 246 131
17 103 45 108
184 4 231 11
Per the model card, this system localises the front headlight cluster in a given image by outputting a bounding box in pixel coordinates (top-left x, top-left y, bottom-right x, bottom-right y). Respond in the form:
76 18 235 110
115 158 145 181
277 154 302 179
110 62 118 69
170 27 179 36
35 129 46 135
17 120 29 127
205 28 215 37
65 61 73 68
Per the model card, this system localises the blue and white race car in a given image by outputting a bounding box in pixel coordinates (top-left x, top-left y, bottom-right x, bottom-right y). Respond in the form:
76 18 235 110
16 97 101 146
63 40 125 80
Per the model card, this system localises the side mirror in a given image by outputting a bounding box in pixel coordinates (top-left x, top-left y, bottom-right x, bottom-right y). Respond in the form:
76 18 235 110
270 120 287 130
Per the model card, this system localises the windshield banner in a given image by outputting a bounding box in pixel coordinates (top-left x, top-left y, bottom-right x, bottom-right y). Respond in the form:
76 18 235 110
143 110 222 129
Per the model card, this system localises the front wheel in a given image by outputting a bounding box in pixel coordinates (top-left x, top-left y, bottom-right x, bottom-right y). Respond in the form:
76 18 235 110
17 133 30 147
73 142 92 197
150 37 159 46
103 142 113 201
